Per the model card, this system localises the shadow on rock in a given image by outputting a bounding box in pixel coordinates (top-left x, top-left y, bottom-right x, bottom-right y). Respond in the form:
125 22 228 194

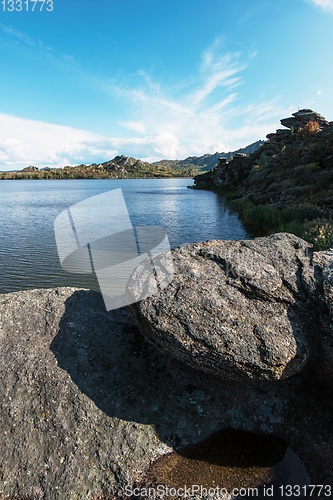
49 288 333 489
50 289 227 448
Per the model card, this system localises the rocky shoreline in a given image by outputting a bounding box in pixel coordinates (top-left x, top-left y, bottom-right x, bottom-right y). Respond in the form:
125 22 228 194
192 109 333 252
193 109 333 201
0 233 332 499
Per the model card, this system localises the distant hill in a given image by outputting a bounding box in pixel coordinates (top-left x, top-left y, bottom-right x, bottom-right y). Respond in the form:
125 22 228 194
0 155 194 180
0 141 264 180
151 140 264 173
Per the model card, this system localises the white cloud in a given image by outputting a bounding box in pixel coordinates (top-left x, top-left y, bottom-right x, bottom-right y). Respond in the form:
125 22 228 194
0 112 219 169
119 121 146 134
98 48 288 159
305 0 333 12
0 40 293 169
0 95 288 170
0 113 102 170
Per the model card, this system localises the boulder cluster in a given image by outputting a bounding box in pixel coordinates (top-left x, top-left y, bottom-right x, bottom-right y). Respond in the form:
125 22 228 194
193 108 333 211
266 109 333 144
78 155 147 176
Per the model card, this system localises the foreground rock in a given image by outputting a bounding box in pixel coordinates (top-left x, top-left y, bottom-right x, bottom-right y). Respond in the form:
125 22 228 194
0 288 177 500
0 271 333 498
129 233 332 382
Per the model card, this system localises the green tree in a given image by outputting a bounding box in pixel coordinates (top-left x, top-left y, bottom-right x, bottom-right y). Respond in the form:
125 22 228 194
258 153 267 169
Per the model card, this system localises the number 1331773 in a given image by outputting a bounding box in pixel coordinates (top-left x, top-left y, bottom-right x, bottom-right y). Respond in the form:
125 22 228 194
1 0 53 11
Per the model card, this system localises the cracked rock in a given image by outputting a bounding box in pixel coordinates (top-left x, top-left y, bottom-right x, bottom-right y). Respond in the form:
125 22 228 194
128 233 333 381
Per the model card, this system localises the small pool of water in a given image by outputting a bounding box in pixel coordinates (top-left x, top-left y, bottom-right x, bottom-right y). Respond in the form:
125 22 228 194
143 429 310 499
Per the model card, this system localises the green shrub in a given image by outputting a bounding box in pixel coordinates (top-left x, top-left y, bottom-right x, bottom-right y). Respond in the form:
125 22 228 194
304 162 320 172
228 196 333 250
258 153 268 169
303 218 333 251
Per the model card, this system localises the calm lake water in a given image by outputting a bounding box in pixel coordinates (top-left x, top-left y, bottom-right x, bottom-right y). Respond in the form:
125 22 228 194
0 178 255 294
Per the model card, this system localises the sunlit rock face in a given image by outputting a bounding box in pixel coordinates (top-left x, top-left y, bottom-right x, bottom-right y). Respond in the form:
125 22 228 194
129 232 333 382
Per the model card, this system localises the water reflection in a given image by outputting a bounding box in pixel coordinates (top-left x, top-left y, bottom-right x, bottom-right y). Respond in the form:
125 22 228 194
0 179 255 294
142 429 310 499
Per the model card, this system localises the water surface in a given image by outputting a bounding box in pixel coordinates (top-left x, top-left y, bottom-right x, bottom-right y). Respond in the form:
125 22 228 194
0 178 255 294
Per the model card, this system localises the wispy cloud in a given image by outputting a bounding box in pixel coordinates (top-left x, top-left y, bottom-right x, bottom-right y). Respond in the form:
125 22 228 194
0 22 54 52
236 2 272 27
0 23 36 46
0 95 289 170
0 38 291 168
95 44 284 160
194 38 246 102
118 121 147 134
305 0 333 12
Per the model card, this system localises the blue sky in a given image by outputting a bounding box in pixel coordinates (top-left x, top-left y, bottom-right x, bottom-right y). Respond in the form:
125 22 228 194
0 0 333 170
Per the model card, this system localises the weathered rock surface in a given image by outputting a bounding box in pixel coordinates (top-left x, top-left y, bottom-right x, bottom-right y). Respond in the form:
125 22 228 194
280 110 330 132
266 129 292 144
0 288 176 500
268 109 331 143
129 233 333 382
0 281 333 498
193 109 333 214
280 117 305 131
292 109 330 128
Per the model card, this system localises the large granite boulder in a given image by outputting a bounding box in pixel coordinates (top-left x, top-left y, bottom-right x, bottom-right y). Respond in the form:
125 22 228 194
128 233 333 382
292 109 330 128
0 271 333 497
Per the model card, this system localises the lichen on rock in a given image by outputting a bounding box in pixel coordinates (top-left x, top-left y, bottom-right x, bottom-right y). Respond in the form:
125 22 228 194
128 233 332 381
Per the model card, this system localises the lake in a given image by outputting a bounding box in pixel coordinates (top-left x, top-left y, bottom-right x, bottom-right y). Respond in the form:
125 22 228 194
0 178 255 294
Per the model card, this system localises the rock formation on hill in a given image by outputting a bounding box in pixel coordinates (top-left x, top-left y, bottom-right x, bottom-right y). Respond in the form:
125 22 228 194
193 109 333 212
151 141 264 173
22 165 39 171
266 109 333 144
